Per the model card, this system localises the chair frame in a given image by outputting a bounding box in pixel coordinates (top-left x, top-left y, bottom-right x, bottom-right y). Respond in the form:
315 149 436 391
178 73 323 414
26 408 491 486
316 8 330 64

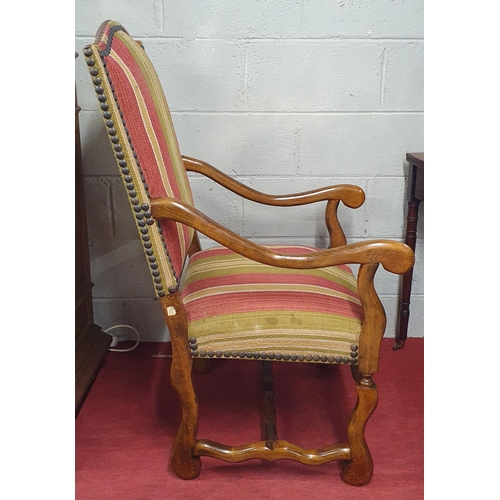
151 156 413 485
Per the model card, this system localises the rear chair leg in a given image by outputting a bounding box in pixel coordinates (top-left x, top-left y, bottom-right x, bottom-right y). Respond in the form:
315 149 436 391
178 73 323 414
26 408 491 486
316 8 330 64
341 369 378 486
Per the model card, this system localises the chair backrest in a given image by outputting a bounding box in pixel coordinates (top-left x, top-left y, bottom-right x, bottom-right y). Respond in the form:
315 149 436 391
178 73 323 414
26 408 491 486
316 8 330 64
83 20 194 297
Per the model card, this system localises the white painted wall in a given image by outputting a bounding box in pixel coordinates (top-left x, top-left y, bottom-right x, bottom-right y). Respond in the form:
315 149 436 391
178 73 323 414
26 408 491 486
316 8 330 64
75 0 424 342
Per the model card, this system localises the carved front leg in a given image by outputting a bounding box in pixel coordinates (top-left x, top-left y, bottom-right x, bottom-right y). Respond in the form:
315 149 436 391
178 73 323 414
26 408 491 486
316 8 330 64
341 375 378 486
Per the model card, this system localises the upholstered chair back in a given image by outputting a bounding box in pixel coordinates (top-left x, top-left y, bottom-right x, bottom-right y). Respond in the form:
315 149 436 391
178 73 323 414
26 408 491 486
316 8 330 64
83 20 194 296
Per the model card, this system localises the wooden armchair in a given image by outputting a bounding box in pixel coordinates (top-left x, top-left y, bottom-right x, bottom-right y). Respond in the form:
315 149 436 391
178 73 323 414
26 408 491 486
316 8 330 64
83 21 414 486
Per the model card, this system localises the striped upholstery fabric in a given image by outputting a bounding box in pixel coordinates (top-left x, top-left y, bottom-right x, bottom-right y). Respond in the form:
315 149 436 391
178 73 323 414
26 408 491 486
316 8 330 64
84 21 194 294
85 22 362 366
181 246 363 365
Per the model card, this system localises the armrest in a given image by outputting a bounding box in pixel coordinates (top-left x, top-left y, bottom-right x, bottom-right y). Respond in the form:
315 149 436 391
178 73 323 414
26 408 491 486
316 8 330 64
151 197 414 275
182 156 365 209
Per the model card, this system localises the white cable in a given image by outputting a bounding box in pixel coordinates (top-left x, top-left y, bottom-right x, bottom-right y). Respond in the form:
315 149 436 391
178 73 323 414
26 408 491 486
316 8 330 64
104 324 140 353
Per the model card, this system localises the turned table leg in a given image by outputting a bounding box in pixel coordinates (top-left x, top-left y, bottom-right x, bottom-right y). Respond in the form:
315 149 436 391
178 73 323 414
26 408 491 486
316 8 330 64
394 197 420 350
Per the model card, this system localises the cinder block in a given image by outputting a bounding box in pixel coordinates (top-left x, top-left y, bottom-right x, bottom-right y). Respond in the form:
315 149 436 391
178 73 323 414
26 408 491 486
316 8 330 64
383 42 424 110
75 0 164 36
188 175 244 234
162 0 304 39
298 113 424 176
247 41 383 111
88 239 154 298
172 113 299 176
78 111 117 177
364 177 406 238
145 40 246 111
83 177 113 239
301 0 424 39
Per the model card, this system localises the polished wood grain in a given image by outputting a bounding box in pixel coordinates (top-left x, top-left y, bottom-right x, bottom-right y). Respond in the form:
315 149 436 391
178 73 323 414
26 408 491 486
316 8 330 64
151 197 413 274
325 199 347 247
194 439 351 465
183 155 361 248
183 156 365 208
341 377 378 486
357 263 387 375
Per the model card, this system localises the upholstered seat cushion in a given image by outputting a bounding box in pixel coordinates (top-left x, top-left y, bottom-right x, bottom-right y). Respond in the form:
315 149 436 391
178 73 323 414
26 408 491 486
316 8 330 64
180 246 363 365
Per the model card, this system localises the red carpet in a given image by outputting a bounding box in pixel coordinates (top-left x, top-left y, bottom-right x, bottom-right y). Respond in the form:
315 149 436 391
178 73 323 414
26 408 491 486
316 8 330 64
76 338 423 499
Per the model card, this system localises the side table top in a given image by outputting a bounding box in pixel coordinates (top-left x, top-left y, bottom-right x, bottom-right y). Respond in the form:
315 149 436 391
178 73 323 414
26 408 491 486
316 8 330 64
406 152 424 168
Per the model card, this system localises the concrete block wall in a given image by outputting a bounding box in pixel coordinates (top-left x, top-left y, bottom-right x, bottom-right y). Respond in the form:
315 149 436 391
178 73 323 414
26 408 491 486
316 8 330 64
75 0 424 342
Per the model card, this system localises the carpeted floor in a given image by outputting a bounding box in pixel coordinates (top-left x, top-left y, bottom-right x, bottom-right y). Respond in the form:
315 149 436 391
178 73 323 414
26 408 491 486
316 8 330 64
76 338 423 499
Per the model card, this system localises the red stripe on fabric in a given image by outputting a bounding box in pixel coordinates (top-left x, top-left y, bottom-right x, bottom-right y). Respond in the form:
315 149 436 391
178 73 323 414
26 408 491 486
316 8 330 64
106 37 189 274
110 37 183 201
184 291 363 321
182 273 359 300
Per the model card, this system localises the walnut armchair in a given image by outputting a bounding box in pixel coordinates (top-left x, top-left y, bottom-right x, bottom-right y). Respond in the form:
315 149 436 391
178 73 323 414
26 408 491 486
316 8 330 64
83 21 414 486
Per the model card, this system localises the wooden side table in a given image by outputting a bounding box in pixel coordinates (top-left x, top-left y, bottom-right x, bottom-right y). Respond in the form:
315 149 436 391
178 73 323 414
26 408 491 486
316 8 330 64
394 152 424 350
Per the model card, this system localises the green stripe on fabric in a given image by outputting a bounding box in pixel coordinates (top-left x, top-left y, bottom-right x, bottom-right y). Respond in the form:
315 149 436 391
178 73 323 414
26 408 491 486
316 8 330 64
188 310 361 343
183 255 358 294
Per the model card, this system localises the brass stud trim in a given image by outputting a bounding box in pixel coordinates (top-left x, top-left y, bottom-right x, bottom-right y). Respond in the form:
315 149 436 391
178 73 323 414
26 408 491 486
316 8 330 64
187 336 358 365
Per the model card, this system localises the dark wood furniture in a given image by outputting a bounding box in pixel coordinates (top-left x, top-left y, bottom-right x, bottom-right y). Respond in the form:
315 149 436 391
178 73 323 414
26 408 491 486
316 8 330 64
394 152 424 350
75 57 111 415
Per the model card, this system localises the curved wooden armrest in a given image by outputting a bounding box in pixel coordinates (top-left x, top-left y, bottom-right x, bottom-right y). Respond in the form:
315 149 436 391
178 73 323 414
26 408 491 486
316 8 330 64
182 156 365 209
151 197 414 275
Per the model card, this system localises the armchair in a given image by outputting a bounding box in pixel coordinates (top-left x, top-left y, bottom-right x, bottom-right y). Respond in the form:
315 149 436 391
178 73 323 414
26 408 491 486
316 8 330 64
83 20 413 486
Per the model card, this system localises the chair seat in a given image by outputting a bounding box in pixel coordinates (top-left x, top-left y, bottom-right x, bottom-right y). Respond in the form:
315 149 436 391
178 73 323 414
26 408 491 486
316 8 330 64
181 246 363 365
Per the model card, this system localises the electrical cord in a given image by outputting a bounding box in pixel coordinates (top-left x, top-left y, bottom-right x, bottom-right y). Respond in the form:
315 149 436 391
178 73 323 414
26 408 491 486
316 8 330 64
104 324 140 353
